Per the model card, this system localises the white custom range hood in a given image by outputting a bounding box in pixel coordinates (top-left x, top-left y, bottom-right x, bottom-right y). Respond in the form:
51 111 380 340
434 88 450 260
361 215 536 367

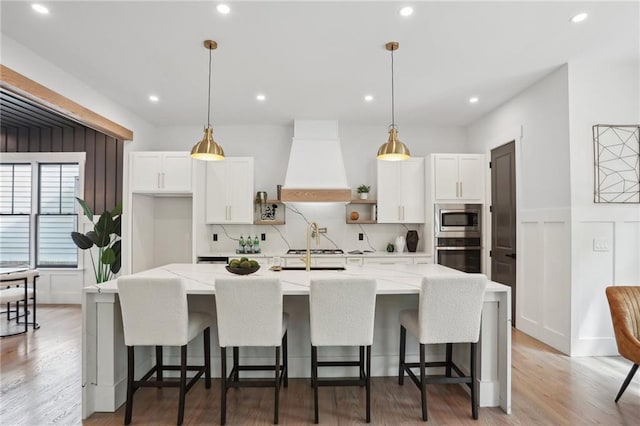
280 120 351 202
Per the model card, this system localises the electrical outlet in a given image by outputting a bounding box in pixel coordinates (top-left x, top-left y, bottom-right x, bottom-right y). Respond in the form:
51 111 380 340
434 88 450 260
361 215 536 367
213 233 218 242
261 233 266 241
593 238 610 252
358 233 364 241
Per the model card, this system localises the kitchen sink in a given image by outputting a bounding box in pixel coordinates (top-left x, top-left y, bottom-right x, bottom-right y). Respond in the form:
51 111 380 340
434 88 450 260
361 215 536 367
279 266 346 271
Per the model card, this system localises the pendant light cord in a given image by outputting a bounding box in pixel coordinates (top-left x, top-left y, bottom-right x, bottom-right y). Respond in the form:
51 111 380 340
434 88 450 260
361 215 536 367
390 47 395 128
207 46 212 128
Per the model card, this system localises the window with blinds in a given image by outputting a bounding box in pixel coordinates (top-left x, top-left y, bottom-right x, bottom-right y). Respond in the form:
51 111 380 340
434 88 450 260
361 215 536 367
0 164 32 267
0 162 80 268
37 164 80 267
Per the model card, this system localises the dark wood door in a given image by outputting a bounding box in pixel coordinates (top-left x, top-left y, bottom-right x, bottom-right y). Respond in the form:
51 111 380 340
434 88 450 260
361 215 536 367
491 141 517 325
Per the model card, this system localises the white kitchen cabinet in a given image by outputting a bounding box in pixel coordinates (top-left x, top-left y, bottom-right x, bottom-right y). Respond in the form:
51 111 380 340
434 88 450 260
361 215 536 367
363 256 413 265
205 157 254 224
283 257 346 268
130 152 192 193
377 157 425 223
433 154 485 202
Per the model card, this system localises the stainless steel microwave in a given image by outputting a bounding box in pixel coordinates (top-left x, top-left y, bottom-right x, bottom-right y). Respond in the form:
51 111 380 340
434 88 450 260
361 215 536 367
435 204 482 238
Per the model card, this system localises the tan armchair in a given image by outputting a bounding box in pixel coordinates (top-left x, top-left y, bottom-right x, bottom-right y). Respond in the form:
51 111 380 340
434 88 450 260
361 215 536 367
605 286 640 402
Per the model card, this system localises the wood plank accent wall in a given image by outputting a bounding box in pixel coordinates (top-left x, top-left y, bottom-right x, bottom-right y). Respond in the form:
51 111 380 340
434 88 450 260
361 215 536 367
0 124 123 214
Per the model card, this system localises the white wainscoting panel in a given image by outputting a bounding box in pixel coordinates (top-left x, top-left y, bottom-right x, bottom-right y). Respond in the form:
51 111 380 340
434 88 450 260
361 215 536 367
518 209 571 354
615 221 640 284
542 222 571 340
520 222 542 325
571 217 639 356
36 270 84 304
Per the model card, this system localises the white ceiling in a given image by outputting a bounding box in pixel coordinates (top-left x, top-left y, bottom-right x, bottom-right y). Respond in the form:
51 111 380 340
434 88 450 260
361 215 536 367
1 1 638 128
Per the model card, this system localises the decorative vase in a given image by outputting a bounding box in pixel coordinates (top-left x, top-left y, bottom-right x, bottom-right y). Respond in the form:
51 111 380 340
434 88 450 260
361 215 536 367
395 235 406 253
386 243 395 253
359 192 369 200
406 230 419 252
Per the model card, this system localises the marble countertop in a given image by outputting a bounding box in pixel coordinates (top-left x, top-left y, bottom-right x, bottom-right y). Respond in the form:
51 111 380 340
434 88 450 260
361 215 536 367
84 263 507 296
197 251 433 259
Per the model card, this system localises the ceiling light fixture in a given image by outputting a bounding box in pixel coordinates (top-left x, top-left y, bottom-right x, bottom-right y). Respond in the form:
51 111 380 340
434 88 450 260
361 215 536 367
364 95 374 102
191 40 225 161
377 42 410 161
31 4 49 14
148 95 159 102
571 12 588 23
217 4 230 14
399 7 414 17
256 94 266 101
469 96 479 104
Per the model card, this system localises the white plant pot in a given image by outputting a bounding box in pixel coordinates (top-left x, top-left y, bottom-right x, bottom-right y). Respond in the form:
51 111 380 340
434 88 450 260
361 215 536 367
359 193 369 200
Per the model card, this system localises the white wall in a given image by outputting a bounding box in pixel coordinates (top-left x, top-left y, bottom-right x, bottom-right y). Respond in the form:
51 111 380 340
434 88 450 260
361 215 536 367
468 57 640 356
148 123 469 257
467 65 573 354
568 58 640 356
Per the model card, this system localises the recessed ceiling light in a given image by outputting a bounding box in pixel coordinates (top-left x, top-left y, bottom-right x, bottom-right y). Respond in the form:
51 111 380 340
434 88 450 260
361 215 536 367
256 94 266 101
148 95 159 102
217 4 230 14
469 97 479 104
364 95 374 102
571 12 588 23
32 4 49 14
399 7 414 17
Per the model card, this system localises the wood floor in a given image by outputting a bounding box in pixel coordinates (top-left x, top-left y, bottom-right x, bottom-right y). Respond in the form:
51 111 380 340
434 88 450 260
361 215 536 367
1 305 638 425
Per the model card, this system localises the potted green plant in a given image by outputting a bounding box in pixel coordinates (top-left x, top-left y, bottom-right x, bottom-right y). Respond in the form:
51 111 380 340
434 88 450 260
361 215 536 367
357 184 371 200
71 198 122 283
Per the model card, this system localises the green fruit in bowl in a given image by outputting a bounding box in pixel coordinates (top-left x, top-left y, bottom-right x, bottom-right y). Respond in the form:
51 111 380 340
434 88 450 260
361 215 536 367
240 260 251 269
240 257 249 263
229 259 241 268
249 260 259 268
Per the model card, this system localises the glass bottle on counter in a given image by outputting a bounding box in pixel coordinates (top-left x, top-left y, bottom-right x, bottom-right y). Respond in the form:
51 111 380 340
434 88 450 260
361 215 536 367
246 236 254 253
238 235 245 253
253 235 260 253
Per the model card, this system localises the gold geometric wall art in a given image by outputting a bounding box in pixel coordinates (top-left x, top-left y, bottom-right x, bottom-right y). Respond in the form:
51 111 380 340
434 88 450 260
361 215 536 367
593 124 640 203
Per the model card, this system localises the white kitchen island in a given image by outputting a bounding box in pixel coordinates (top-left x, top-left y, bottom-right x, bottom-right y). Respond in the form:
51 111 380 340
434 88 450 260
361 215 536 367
82 263 511 419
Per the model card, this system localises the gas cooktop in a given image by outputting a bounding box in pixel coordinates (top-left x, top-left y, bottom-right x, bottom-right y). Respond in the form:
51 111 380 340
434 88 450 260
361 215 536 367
286 249 344 255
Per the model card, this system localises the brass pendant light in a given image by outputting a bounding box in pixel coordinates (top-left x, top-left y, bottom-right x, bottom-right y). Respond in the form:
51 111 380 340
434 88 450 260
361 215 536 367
191 40 225 161
377 41 411 161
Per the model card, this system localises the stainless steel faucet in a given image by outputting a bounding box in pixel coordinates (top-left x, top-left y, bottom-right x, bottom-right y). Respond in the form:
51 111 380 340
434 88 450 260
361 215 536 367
302 222 326 271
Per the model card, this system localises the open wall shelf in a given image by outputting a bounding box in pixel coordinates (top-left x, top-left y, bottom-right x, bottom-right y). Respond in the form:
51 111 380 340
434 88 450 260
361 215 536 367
346 199 377 224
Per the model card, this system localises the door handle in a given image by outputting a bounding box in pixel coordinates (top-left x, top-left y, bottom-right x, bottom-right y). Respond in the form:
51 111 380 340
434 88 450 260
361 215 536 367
505 253 516 259
157 173 161 189
459 182 463 197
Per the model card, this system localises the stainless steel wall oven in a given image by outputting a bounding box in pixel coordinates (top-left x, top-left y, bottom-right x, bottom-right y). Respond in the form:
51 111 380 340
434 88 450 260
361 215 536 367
435 204 482 273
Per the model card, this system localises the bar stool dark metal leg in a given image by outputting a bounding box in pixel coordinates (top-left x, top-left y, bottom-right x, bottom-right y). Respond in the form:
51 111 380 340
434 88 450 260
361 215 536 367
177 345 188 425
283 331 289 387
221 346 227 425
471 342 478 419
274 345 280 424
399 326 406 385
156 346 163 385
204 327 211 389
366 345 371 423
420 343 427 421
124 346 135 425
312 345 319 424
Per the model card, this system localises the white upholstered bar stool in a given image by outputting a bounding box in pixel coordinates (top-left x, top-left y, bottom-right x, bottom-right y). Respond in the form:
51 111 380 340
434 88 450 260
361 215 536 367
215 277 288 425
398 274 487 421
117 276 214 426
0 269 39 337
309 278 377 423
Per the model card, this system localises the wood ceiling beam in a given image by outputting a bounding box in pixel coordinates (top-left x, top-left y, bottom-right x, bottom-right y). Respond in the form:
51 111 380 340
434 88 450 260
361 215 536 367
0 65 133 141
